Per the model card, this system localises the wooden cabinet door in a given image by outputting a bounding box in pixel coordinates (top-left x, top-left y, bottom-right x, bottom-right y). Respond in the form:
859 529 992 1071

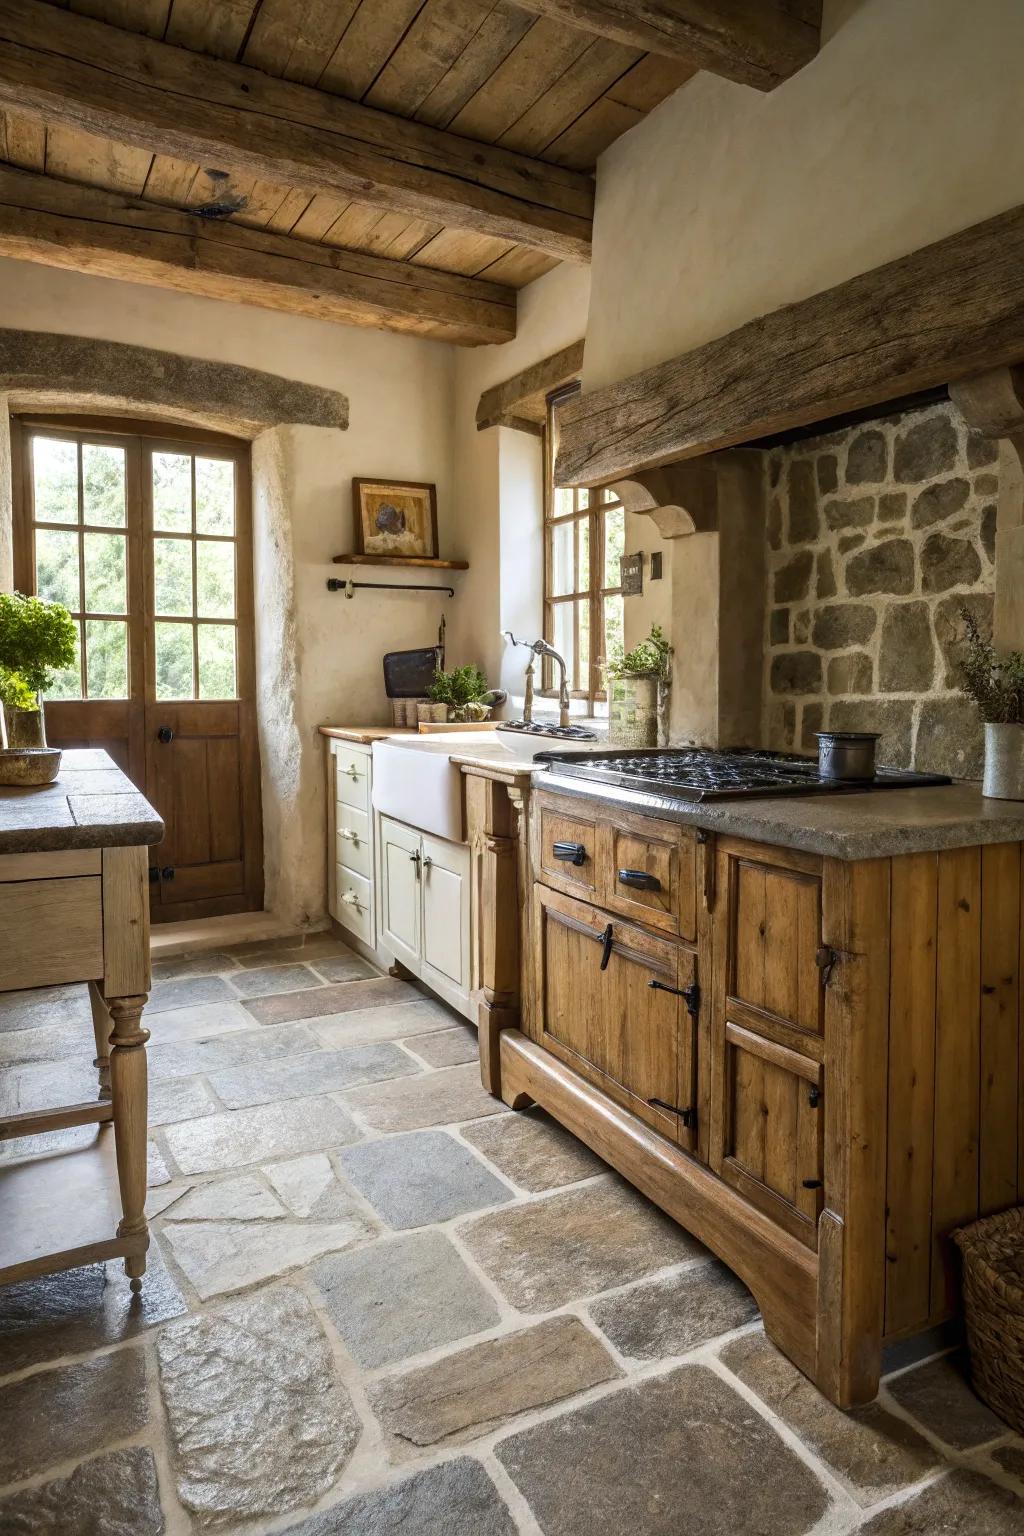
534 884 697 1150
420 832 469 997
380 816 421 969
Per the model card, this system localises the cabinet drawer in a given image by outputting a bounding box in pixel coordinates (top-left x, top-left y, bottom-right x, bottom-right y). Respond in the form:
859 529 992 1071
335 865 373 945
538 805 599 900
0 876 103 990
599 819 696 941
336 804 371 879
336 754 370 812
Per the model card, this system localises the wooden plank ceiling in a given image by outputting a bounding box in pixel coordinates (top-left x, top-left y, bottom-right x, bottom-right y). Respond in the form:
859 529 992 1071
0 0 696 341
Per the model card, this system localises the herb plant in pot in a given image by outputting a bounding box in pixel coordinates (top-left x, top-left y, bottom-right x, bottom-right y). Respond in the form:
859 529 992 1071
425 664 490 724
0 592 77 785
958 606 1024 799
605 624 672 749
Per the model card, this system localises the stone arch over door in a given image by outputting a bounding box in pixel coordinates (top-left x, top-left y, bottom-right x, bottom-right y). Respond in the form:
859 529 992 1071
0 328 350 929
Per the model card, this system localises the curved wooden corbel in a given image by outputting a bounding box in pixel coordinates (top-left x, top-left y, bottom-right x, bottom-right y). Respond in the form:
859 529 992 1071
606 461 719 539
949 365 1024 470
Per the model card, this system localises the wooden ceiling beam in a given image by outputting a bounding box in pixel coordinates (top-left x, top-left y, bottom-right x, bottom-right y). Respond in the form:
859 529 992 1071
514 1 821 91
0 0 593 263
0 166 518 346
477 339 585 431
555 202 1024 486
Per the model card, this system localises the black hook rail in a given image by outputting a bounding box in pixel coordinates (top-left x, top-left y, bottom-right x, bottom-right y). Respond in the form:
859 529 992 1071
326 578 455 597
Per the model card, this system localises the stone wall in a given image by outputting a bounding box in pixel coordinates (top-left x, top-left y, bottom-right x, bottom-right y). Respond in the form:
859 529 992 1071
763 402 997 777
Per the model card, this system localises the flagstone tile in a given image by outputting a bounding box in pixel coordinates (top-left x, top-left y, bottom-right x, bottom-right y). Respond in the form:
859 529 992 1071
162 1206 376 1299
0 982 91 1035
207 1041 417 1110
0 1346 149 1484
885 1351 1008 1449
0 1447 163 1536
147 975 236 1013
147 1182 190 1216
280 1458 516 1536
859 1468 1024 1533
589 1258 755 1361
162 1096 361 1174
147 1021 323 1079
461 1108 605 1192
496 1364 830 1536
401 1024 479 1068
151 951 240 981
227 963 323 998
148 1141 171 1185
311 998 459 1049
462 1176 702 1311
338 1129 512 1228
342 1062 505 1133
264 1153 357 1219
143 999 255 1045
309 952 379 984
244 975 419 1026
160 1173 286 1222
226 933 355 968
313 1231 500 1368
149 1074 215 1126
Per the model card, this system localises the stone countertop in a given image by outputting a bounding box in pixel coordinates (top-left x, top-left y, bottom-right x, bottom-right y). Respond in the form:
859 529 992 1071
0 749 164 854
318 724 499 743
537 772 1024 861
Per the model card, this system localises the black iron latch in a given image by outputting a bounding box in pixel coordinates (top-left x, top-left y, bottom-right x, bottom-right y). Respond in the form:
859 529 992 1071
816 946 839 986
649 978 701 1019
648 1098 696 1127
599 923 614 971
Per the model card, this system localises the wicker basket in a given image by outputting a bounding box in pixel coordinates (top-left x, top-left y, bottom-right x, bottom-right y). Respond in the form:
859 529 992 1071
953 1206 1024 1435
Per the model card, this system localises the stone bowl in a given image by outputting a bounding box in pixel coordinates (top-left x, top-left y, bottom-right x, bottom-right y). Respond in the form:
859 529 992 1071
0 747 62 786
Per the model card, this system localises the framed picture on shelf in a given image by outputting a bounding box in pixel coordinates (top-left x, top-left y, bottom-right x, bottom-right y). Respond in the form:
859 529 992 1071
352 478 439 559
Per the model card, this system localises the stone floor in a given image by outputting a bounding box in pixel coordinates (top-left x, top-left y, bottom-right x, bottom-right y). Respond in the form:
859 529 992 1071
1 932 1023 1535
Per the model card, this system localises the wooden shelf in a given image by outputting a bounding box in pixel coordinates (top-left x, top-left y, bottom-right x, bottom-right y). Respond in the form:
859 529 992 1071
332 554 469 570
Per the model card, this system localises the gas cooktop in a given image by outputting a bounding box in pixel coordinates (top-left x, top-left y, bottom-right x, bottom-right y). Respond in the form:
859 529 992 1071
535 747 951 802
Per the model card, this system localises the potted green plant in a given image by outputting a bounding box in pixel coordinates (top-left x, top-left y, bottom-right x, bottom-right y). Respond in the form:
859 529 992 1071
425 664 490 724
958 605 1024 798
604 624 672 749
0 593 77 778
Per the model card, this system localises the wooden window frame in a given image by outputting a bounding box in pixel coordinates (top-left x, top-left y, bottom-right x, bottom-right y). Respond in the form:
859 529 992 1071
543 385 624 704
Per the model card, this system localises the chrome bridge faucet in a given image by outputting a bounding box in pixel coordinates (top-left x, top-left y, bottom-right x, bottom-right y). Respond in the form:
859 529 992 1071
502 633 571 728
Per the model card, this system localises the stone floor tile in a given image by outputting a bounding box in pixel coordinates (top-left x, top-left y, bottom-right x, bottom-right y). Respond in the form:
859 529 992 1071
162 1095 361 1174
590 1257 755 1360
0 1056 103 1116
496 1363 829 1536
343 1062 506 1132
462 1175 702 1311
244 976 418 1026
226 932 353 968
0 1346 149 1484
162 1205 376 1299
148 1021 323 1080
147 975 236 1013
338 1129 512 1228
886 1351 1008 1448
860 1468 1024 1533
148 1141 171 1185
0 1446 163 1536
144 999 255 1045
161 1173 286 1221
0 1121 99 1165
152 951 239 981
370 1315 620 1452
0 982 91 1035
0 1242 186 1374
461 1108 606 1192
720 1330 941 1506
158 1284 359 1526
227 963 323 998
0 1021 71 1068
309 953 378 984
149 1074 215 1127
280 1458 516 1536
311 998 460 1049
207 1041 418 1110
147 1182 191 1216
264 1153 357 1219
402 1024 479 1068
313 1231 500 1368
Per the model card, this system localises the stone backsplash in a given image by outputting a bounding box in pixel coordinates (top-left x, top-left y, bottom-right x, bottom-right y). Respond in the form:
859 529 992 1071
763 401 997 777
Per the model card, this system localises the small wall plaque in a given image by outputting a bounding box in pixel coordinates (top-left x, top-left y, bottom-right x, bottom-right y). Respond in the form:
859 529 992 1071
621 552 643 596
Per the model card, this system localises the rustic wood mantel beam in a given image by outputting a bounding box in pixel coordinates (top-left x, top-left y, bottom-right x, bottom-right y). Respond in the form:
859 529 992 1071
0 0 593 264
556 203 1024 488
514 1 822 91
476 340 585 432
0 167 517 346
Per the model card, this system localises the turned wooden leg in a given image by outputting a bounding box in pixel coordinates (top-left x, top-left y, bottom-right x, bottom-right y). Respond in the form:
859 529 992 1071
88 981 112 1101
108 993 150 1291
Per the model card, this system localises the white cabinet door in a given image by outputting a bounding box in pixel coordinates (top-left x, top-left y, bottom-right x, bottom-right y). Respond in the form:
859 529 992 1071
420 832 470 1002
380 815 421 970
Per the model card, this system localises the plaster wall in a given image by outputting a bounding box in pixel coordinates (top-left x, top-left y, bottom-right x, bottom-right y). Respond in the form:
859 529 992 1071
0 257 454 927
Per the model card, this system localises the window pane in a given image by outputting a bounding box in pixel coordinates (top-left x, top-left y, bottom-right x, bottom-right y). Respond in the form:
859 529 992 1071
35 527 80 609
577 516 590 592
577 488 590 509
155 622 194 699
154 537 193 616
82 444 126 527
196 540 235 618
85 619 128 699
550 519 575 598
553 487 574 518
43 620 82 700
578 598 591 692
551 603 573 689
152 452 192 532
198 624 237 699
603 593 624 670
604 506 625 588
83 532 126 614
195 457 235 536
32 438 78 523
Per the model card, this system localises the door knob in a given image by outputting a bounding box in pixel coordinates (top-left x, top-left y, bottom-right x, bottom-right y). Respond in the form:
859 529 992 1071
422 855 433 870
161 866 175 881
157 726 174 744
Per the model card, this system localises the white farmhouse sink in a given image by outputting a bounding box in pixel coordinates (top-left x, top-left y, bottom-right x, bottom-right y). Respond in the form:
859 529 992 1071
372 734 496 843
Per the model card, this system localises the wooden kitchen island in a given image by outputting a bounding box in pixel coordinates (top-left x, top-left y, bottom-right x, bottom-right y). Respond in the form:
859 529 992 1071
467 761 1024 1409
0 749 163 1289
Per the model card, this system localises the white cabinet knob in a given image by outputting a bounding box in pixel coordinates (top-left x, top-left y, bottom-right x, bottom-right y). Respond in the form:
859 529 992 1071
340 891 363 910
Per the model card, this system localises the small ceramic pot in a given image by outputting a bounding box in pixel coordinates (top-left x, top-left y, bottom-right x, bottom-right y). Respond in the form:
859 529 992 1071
983 721 1024 800
609 675 659 749
3 704 46 750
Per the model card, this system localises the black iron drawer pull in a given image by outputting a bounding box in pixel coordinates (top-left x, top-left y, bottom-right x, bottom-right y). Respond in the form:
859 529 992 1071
618 868 661 891
648 1097 696 1128
599 922 614 971
802 1178 823 1190
553 840 587 867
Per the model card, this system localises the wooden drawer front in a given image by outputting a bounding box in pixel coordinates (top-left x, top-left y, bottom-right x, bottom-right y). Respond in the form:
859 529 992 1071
335 866 373 945
336 754 370 812
534 883 697 1150
538 806 599 899
600 820 696 940
336 804 371 879
721 1022 823 1248
0 876 103 990
730 854 823 1035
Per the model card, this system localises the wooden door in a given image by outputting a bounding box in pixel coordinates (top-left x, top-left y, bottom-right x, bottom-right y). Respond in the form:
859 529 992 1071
534 883 697 1149
14 418 262 922
421 832 469 995
380 816 421 968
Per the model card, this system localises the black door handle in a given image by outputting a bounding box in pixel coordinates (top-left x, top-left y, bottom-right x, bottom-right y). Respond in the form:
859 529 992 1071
552 841 587 867
618 868 661 891
161 866 175 881
158 726 174 744
599 922 614 971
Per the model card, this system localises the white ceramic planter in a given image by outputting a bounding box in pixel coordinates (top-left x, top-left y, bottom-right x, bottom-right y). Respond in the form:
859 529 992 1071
983 721 1024 800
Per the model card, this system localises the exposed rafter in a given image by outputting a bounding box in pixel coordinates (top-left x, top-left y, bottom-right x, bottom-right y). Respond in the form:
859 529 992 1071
476 340 585 432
